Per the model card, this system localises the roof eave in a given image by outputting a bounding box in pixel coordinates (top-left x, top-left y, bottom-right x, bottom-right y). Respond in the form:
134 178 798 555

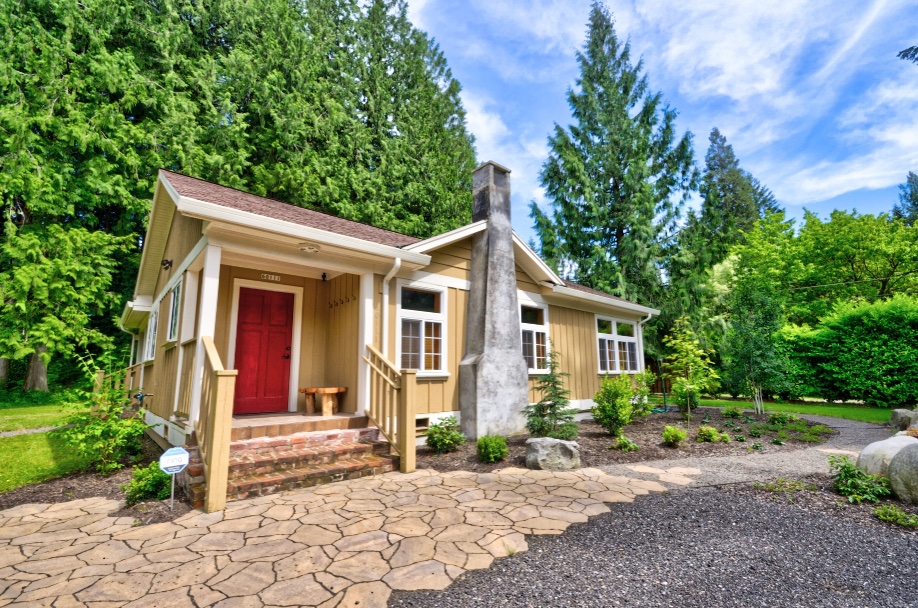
549 284 660 316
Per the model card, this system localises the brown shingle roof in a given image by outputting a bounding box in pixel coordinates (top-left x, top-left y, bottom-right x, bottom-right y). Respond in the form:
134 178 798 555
161 170 421 248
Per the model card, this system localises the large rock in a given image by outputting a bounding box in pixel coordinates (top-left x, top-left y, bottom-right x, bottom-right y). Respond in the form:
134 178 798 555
857 436 918 476
525 437 581 471
888 443 918 504
890 409 918 431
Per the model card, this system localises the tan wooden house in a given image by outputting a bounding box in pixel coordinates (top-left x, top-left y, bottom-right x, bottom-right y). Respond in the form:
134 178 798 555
119 162 658 511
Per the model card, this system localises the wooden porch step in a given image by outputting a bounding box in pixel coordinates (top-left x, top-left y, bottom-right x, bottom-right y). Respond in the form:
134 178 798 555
230 415 371 441
225 455 398 501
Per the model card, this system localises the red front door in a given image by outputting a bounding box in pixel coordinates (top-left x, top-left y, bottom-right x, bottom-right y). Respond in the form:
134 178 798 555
233 287 294 414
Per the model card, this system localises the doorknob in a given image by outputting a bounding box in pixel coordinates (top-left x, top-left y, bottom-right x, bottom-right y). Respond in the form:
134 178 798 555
283 354 291 359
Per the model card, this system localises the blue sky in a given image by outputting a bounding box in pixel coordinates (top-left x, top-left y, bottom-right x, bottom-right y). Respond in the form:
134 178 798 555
408 0 918 243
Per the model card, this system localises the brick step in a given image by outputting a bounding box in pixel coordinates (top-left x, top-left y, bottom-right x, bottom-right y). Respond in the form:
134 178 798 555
225 455 398 501
227 442 375 479
227 427 382 457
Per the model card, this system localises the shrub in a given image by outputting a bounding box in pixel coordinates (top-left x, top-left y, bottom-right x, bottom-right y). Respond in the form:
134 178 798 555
630 369 658 418
546 422 580 441
592 376 633 437
695 426 720 443
734 435 746 442
771 438 785 446
121 462 172 506
426 416 465 454
662 425 687 447
750 442 764 451
748 428 762 438
477 434 509 464
719 433 731 443
722 406 741 418
782 296 918 407
768 412 799 425
873 504 918 529
53 357 147 475
613 435 639 452
523 348 579 438
828 455 892 504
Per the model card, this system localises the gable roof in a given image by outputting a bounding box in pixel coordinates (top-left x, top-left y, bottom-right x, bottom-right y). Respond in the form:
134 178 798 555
160 171 421 248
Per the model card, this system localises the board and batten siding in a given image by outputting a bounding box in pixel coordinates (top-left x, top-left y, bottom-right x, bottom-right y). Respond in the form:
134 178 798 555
211 265 335 412
138 212 204 421
323 273 360 413
426 237 545 295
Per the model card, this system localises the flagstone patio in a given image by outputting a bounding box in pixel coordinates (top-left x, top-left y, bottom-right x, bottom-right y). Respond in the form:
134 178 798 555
0 466 700 608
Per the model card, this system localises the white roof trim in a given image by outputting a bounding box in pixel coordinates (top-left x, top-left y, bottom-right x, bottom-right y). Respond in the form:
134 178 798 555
550 284 659 316
402 220 487 253
164 191 430 267
510 233 564 286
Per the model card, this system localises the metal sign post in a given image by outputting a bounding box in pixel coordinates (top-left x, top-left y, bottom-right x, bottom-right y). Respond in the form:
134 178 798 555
159 447 190 511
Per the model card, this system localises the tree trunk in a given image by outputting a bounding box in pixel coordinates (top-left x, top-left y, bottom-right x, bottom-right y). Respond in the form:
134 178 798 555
0 357 8 387
24 346 49 392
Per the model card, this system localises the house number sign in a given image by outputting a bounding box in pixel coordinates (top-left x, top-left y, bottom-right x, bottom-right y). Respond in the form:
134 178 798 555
261 273 281 282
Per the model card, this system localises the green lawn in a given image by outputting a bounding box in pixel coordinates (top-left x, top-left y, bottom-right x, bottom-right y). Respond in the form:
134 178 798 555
650 396 890 424
0 404 70 432
0 433 90 493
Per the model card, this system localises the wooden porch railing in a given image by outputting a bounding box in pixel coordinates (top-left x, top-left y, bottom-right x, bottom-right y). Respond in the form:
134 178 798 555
195 336 238 513
363 344 416 473
92 362 145 402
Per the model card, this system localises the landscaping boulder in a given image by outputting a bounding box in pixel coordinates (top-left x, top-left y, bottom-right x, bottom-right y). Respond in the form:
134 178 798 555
525 437 581 471
856 436 918 476
890 409 918 431
888 443 918 505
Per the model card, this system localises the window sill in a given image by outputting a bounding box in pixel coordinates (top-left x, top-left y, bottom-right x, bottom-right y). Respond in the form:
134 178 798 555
415 371 451 379
598 370 639 375
161 340 177 351
143 359 155 367
528 370 550 376
180 337 197 347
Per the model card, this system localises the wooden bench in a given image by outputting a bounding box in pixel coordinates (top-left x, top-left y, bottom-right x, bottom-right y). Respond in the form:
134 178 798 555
300 387 347 416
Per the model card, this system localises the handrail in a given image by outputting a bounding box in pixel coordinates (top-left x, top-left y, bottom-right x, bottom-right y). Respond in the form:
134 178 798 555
363 344 415 473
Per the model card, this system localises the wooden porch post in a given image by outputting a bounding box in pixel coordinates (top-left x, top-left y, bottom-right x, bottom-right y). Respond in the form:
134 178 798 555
190 244 222 425
397 369 417 473
204 368 237 513
357 272 374 416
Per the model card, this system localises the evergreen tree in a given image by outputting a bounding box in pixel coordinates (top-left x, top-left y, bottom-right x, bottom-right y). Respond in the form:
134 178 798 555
697 128 778 264
531 2 697 305
893 171 918 225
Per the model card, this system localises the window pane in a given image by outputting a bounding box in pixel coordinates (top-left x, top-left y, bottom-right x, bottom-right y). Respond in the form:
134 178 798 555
168 284 181 340
401 319 421 369
598 337 608 371
618 341 635 371
597 318 612 334
535 332 547 369
607 340 617 371
522 330 535 369
617 322 635 337
402 288 439 313
521 306 544 325
424 321 442 370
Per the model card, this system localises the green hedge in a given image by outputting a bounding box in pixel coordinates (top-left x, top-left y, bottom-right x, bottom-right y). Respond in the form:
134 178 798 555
780 296 918 407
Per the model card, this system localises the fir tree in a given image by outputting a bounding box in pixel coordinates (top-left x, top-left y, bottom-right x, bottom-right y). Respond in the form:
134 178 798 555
893 171 918 226
531 2 697 305
523 347 578 440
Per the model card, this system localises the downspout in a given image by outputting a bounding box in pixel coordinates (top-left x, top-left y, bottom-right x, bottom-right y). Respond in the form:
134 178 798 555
381 258 402 359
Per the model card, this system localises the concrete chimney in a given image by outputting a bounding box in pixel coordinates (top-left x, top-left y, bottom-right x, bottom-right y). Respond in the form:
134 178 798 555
458 161 529 439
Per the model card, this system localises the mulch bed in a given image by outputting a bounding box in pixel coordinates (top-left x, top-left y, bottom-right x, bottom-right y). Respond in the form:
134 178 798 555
0 434 192 524
731 473 918 536
415 406 838 473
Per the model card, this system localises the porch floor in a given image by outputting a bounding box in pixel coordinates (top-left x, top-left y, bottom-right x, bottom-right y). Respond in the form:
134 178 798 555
230 412 371 441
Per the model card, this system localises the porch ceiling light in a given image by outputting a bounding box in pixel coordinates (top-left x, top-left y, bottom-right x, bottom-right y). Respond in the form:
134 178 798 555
298 243 321 254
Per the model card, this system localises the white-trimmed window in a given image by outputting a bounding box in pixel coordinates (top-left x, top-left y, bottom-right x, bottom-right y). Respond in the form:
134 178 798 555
166 281 182 342
399 286 446 373
597 316 639 373
143 311 159 362
521 304 548 373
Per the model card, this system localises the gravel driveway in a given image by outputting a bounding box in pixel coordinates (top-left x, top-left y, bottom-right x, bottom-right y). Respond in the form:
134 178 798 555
391 418 915 608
